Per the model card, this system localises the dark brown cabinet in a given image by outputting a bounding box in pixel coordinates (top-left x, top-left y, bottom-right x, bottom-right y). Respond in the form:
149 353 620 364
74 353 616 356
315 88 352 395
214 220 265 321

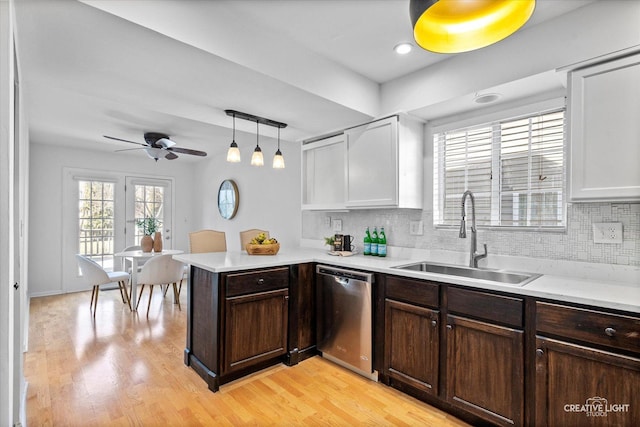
535 302 640 426
224 288 288 374
445 287 524 427
185 265 291 392
383 276 440 395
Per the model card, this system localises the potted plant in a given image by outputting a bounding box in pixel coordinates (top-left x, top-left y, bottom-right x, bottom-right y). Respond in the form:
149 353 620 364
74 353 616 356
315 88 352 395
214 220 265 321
136 217 161 252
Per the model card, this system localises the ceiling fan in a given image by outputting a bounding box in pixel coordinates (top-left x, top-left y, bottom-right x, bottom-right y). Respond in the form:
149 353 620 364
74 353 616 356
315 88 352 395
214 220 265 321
103 132 207 161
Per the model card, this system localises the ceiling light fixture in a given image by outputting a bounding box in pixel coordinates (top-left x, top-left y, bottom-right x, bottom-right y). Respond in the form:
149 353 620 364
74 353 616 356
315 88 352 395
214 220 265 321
272 127 285 169
226 112 241 163
474 92 501 104
251 120 264 167
224 110 287 168
394 42 413 55
410 0 536 54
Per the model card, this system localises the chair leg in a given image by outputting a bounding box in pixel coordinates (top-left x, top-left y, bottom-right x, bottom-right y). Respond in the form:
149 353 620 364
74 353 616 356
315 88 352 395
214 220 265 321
121 280 132 310
91 285 99 317
163 283 169 298
135 284 145 311
172 282 181 311
117 282 126 304
146 285 154 317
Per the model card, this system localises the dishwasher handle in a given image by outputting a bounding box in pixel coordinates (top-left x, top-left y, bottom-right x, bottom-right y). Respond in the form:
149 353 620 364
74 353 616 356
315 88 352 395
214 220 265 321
316 265 374 284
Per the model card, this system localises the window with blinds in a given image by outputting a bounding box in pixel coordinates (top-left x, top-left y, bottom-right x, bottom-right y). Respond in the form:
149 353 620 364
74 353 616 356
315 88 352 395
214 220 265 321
433 109 565 229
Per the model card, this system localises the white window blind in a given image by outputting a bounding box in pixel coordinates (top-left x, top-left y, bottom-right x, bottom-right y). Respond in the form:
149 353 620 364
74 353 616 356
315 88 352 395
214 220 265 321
434 109 565 229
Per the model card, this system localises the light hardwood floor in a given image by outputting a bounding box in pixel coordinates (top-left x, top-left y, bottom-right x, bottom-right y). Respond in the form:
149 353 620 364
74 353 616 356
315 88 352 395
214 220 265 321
25 288 469 426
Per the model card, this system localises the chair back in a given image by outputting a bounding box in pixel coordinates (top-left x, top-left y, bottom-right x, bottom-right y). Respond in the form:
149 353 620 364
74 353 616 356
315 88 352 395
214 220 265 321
137 254 185 285
240 229 270 251
75 255 110 286
189 229 227 253
121 245 143 271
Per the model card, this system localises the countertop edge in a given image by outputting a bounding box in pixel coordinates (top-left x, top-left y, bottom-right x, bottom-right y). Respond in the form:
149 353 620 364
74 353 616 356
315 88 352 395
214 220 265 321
173 250 640 315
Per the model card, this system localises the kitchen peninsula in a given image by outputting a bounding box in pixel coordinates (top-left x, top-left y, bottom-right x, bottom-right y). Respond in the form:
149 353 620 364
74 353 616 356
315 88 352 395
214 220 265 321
174 247 639 426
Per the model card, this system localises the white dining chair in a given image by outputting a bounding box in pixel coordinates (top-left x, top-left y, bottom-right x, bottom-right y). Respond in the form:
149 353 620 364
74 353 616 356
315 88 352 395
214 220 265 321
135 254 185 317
75 254 131 316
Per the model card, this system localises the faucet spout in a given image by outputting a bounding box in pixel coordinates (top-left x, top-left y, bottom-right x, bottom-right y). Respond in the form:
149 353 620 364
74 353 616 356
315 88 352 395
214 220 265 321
459 190 488 268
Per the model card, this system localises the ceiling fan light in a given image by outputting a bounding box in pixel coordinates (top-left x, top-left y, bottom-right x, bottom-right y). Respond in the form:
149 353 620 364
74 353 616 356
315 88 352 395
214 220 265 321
251 146 264 166
226 141 241 163
156 138 176 149
144 147 164 161
272 149 285 169
410 0 535 53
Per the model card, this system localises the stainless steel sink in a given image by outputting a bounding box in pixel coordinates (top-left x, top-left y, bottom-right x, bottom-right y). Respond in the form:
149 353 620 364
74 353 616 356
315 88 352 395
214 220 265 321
392 261 540 286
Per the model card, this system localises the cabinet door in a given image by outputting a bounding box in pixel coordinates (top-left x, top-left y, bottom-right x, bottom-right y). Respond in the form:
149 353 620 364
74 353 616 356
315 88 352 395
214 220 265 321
446 315 524 427
301 134 346 210
224 289 289 374
535 336 640 426
345 116 398 207
569 54 640 201
385 299 439 395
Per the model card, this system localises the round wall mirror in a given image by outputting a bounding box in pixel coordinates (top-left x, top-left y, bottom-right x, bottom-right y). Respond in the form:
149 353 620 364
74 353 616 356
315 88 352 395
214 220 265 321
218 179 239 220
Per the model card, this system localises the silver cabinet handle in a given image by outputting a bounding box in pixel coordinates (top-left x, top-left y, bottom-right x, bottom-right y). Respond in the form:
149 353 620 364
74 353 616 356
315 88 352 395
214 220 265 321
431 320 437 327
446 324 452 330
605 327 616 337
257 278 265 285
536 348 544 357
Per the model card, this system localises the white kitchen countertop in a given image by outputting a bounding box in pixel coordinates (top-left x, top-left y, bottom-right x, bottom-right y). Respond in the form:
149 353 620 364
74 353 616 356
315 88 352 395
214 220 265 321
174 247 640 314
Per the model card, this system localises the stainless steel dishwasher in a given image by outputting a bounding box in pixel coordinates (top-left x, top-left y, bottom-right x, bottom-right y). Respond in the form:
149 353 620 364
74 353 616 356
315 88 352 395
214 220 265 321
316 265 377 380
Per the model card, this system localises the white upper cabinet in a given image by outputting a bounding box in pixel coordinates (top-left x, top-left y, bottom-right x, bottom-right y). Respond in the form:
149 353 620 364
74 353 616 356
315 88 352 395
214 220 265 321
301 133 346 210
301 114 424 210
568 53 640 202
344 115 423 209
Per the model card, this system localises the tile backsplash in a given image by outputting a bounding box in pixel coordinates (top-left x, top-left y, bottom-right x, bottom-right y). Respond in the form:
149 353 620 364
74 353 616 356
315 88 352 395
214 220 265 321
302 202 640 267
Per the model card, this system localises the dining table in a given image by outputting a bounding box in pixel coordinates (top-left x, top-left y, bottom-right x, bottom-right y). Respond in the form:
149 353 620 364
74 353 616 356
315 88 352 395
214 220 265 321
114 248 184 311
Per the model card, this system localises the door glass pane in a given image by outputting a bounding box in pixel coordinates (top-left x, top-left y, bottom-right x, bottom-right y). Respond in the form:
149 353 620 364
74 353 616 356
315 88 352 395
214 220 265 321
134 184 165 245
78 180 115 270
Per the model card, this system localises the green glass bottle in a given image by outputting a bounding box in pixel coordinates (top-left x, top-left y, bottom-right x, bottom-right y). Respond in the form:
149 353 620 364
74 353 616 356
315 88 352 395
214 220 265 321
371 227 379 256
378 227 387 257
363 227 372 255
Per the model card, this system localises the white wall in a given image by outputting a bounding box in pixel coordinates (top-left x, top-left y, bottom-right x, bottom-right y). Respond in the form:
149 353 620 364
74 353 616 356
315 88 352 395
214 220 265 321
28 143 197 296
192 135 302 252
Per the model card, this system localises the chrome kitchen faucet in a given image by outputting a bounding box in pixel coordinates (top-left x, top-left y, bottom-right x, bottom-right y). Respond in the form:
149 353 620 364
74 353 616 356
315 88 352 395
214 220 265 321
459 190 488 268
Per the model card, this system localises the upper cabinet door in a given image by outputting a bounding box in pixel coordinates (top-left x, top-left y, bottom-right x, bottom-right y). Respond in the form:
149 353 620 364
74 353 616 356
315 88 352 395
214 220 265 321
301 133 346 210
345 116 399 208
568 53 640 202
344 115 423 209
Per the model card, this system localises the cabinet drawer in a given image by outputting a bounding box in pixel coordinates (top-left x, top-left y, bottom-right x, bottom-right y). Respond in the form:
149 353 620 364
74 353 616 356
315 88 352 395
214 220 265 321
448 287 523 328
386 276 439 308
225 267 289 297
536 302 640 353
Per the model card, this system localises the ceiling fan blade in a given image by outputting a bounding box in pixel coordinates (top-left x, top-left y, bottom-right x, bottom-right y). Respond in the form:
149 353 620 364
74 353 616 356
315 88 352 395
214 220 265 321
165 152 179 160
167 147 207 157
114 147 145 152
104 135 147 146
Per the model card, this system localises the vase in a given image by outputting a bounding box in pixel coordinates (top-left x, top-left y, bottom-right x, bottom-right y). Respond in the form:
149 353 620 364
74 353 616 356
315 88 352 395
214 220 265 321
153 231 163 252
141 235 153 252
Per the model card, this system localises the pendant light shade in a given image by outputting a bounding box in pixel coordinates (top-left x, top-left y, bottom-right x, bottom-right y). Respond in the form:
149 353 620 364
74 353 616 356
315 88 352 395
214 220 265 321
410 0 535 54
272 127 285 169
251 121 264 166
226 113 241 163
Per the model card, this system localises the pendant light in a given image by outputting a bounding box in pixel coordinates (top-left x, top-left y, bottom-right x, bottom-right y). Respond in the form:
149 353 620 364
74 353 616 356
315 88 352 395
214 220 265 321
250 120 264 166
272 126 285 169
410 0 536 54
226 112 241 163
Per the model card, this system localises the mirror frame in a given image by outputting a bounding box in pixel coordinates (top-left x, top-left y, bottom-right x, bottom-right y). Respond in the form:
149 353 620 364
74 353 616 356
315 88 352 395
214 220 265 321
217 179 239 220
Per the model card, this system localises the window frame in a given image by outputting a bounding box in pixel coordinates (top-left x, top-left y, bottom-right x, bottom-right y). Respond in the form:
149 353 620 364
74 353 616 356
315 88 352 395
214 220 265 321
431 98 567 232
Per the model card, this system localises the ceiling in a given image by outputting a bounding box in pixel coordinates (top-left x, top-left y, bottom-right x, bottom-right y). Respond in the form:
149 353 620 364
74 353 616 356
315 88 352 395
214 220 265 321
14 0 597 162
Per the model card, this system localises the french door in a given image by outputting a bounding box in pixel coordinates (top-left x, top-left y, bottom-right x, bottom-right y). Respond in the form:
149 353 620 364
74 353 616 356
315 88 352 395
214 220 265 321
62 170 172 294
124 177 173 249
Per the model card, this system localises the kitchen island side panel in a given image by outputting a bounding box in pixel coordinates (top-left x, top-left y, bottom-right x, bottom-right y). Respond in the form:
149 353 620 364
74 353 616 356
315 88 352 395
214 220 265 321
185 266 220 391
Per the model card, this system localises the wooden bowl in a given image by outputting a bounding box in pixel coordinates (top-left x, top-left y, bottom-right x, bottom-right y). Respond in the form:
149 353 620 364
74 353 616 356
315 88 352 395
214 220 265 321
246 243 280 255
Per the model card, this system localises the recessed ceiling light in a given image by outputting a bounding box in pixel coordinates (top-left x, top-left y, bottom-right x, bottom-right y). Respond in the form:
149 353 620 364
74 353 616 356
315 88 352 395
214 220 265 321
394 42 413 55
474 93 501 104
